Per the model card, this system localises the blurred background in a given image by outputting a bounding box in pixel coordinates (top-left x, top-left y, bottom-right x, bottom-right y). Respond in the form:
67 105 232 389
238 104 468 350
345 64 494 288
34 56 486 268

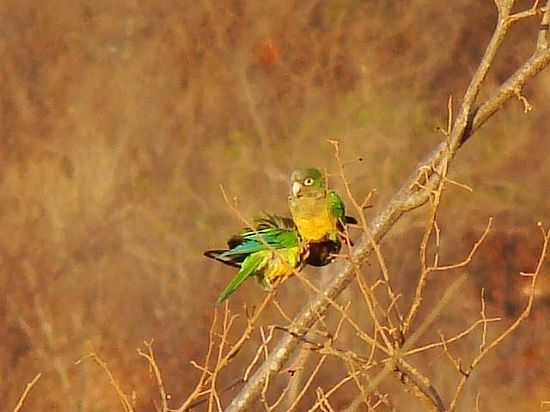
1 0 549 410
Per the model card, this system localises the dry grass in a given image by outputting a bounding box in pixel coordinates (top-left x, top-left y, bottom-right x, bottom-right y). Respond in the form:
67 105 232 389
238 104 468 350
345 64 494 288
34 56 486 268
2 0 550 410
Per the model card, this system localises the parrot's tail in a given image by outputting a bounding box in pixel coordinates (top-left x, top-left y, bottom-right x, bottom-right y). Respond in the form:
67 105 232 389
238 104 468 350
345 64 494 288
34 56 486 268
217 254 264 303
336 215 358 247
344 215 358 225
203 250 242 268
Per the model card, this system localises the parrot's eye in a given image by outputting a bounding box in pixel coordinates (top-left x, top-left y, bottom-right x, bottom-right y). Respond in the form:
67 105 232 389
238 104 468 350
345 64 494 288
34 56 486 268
304 178 314 186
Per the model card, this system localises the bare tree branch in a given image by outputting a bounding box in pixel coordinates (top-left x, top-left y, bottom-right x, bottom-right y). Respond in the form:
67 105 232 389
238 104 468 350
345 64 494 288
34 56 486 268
226 2 550 410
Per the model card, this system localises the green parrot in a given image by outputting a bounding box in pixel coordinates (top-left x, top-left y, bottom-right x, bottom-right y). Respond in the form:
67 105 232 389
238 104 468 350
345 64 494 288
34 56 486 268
205 213 351 303
205 214 307 303
288 168 354 245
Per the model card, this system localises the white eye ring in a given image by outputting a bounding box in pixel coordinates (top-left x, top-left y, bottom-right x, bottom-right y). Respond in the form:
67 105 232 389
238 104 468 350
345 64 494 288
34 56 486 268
304 178 314 186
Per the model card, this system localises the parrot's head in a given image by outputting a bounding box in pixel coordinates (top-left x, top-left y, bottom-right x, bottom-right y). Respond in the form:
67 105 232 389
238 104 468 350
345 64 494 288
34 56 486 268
289 168 325 199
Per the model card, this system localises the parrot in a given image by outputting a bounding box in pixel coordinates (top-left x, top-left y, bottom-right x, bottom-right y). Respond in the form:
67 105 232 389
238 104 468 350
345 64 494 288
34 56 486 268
204 214 307 303
288 167 355 246
204 212 353 303
205 166 357 303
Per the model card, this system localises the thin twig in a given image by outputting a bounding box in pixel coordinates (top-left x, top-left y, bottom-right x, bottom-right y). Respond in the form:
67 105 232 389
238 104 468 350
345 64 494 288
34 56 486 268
448 224 549 411
138 341 168 412
79 353 134 412
12 373 42 412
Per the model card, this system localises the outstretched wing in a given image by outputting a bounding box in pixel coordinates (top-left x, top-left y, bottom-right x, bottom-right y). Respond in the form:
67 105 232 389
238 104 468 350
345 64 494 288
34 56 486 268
205 213 299 272
254 212 296 231
203 249 243 268
225 227 299 256
217 253 265 303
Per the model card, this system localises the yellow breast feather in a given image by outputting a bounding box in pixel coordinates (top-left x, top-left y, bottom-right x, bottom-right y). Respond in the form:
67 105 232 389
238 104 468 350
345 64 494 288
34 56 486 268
289 195 338 241
294 209 335 241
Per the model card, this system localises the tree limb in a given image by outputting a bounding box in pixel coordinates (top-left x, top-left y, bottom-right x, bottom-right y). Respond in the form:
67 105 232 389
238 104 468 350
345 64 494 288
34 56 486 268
226 2 550 410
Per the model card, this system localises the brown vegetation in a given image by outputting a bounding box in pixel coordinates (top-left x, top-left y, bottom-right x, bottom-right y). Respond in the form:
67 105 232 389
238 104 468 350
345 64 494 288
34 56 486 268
2 0 550 411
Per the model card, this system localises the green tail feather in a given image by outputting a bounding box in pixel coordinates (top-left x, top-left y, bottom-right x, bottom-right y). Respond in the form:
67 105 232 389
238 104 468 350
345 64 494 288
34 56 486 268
216 254 264 304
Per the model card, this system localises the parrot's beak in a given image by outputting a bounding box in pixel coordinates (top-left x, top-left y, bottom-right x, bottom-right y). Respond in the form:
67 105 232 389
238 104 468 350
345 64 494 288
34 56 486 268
292 181 303 197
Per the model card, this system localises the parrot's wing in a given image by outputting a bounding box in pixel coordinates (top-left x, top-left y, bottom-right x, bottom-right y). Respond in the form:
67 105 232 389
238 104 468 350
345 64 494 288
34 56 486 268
203 249 243 268
327 190 346 221
327 191 358 225
254 212 296 230
327 190 358 246
217 253 265 303
224 227 298 257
